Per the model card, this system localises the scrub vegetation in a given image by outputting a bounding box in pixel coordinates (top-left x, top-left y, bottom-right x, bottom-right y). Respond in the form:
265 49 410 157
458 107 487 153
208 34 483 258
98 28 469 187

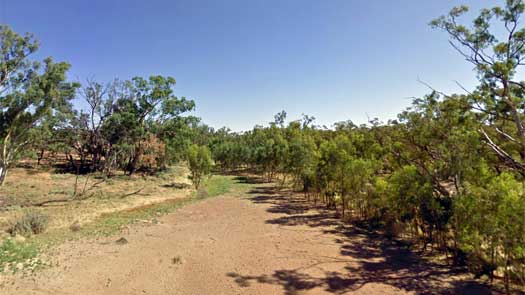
1 1 525 294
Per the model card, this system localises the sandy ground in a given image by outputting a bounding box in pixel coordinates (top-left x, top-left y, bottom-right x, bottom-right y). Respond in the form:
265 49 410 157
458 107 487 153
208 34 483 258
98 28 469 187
0 166 191 232
1 183 494 295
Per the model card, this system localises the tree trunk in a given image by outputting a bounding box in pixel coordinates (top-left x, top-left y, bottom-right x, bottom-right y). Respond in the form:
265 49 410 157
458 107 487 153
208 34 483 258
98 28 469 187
0 163 8 186
490 244 495 284
504 249 511 295
37 148 45 166
128 151 141 176
341 195 346 219
280 174 287 188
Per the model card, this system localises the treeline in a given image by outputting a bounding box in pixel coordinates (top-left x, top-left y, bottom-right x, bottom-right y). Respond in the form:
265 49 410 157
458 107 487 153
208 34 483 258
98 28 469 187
35 77 197 176
0 24 214 186
207 2 525 292
210 98 525 290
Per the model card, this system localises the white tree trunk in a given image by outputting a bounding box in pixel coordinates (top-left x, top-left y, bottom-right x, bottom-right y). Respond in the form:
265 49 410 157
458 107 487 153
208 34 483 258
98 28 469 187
0 164 7 186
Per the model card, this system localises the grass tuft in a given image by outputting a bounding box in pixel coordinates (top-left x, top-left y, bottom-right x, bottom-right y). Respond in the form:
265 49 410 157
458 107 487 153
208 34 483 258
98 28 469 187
7 212 49 237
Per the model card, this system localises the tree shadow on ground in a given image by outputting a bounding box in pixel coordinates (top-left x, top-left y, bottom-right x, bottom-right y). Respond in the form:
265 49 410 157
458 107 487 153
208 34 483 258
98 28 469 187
228 185 497 295
234 176 268 184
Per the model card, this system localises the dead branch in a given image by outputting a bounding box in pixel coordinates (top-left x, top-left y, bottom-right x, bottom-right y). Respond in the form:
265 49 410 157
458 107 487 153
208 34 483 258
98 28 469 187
119 187 145 199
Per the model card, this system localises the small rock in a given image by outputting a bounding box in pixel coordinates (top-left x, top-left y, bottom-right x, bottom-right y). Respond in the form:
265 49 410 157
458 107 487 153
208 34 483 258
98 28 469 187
115 237 128 245
69 221 81 232
172 256 183 265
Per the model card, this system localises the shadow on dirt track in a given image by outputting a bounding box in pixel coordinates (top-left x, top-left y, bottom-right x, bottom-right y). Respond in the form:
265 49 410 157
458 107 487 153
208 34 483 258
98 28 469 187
227 185 495 295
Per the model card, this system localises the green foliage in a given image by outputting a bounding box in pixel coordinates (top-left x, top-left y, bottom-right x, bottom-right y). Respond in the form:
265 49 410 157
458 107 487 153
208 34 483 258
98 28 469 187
456 172 525 282
187 144 213 189
285 130 318 190
2 1 525 290
71 76 196 175
431 0 525 176
207 89 525 288
0 25 78 184
0 239 39 272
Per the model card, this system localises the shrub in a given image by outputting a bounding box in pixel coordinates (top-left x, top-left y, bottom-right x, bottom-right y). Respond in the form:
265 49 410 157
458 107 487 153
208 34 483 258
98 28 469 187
7 212 50 237
186 144 213 189
139 135 167 172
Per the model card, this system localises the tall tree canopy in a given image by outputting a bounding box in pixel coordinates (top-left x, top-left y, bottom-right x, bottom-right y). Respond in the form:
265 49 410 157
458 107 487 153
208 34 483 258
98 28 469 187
0 25 78 185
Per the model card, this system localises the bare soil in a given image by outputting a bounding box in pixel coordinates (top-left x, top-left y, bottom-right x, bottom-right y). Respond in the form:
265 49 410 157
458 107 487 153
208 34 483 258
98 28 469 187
1 183 494 295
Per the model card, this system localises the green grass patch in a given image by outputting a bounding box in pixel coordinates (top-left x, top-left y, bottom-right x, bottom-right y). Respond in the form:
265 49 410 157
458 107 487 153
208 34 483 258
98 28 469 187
0 239 45 273
73 176 248 238
194 175 234 199
0 239 37 265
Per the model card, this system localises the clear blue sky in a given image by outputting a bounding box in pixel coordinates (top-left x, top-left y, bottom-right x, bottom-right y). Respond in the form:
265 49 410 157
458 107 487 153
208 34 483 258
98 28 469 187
1 0 498 131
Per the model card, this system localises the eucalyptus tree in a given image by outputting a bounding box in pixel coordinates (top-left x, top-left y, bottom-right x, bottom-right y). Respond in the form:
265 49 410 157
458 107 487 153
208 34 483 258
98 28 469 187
120 76 195 174
432 0 525 174
186 144 213 189
249 125 288 181
72 76 196 175
0 25 78 185
285 124 318 192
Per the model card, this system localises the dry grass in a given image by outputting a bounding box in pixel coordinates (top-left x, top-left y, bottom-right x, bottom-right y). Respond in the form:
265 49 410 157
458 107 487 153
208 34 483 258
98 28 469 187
7 212 49 237
0 159 242 275
0 165 192 236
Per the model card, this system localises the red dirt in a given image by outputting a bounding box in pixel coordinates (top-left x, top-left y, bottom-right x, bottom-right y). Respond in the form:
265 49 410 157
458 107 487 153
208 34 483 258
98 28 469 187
2 183 493 294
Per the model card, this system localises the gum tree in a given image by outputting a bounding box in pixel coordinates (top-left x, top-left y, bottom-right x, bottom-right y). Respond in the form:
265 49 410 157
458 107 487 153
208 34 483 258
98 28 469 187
0 25 78 185
187 144 213 189
431 0 525 174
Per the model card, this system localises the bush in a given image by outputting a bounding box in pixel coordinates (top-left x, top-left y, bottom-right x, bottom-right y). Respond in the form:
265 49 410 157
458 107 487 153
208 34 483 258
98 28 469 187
186 144 213 189
139 135 167 172
7 212 49 237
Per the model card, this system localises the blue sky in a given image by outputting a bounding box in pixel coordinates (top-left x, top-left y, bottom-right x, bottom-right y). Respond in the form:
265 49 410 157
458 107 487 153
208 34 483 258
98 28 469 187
2 0 498 131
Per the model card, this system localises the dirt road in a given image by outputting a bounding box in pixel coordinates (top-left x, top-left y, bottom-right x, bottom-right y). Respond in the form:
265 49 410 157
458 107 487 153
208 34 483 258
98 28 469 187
2 183 493 295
